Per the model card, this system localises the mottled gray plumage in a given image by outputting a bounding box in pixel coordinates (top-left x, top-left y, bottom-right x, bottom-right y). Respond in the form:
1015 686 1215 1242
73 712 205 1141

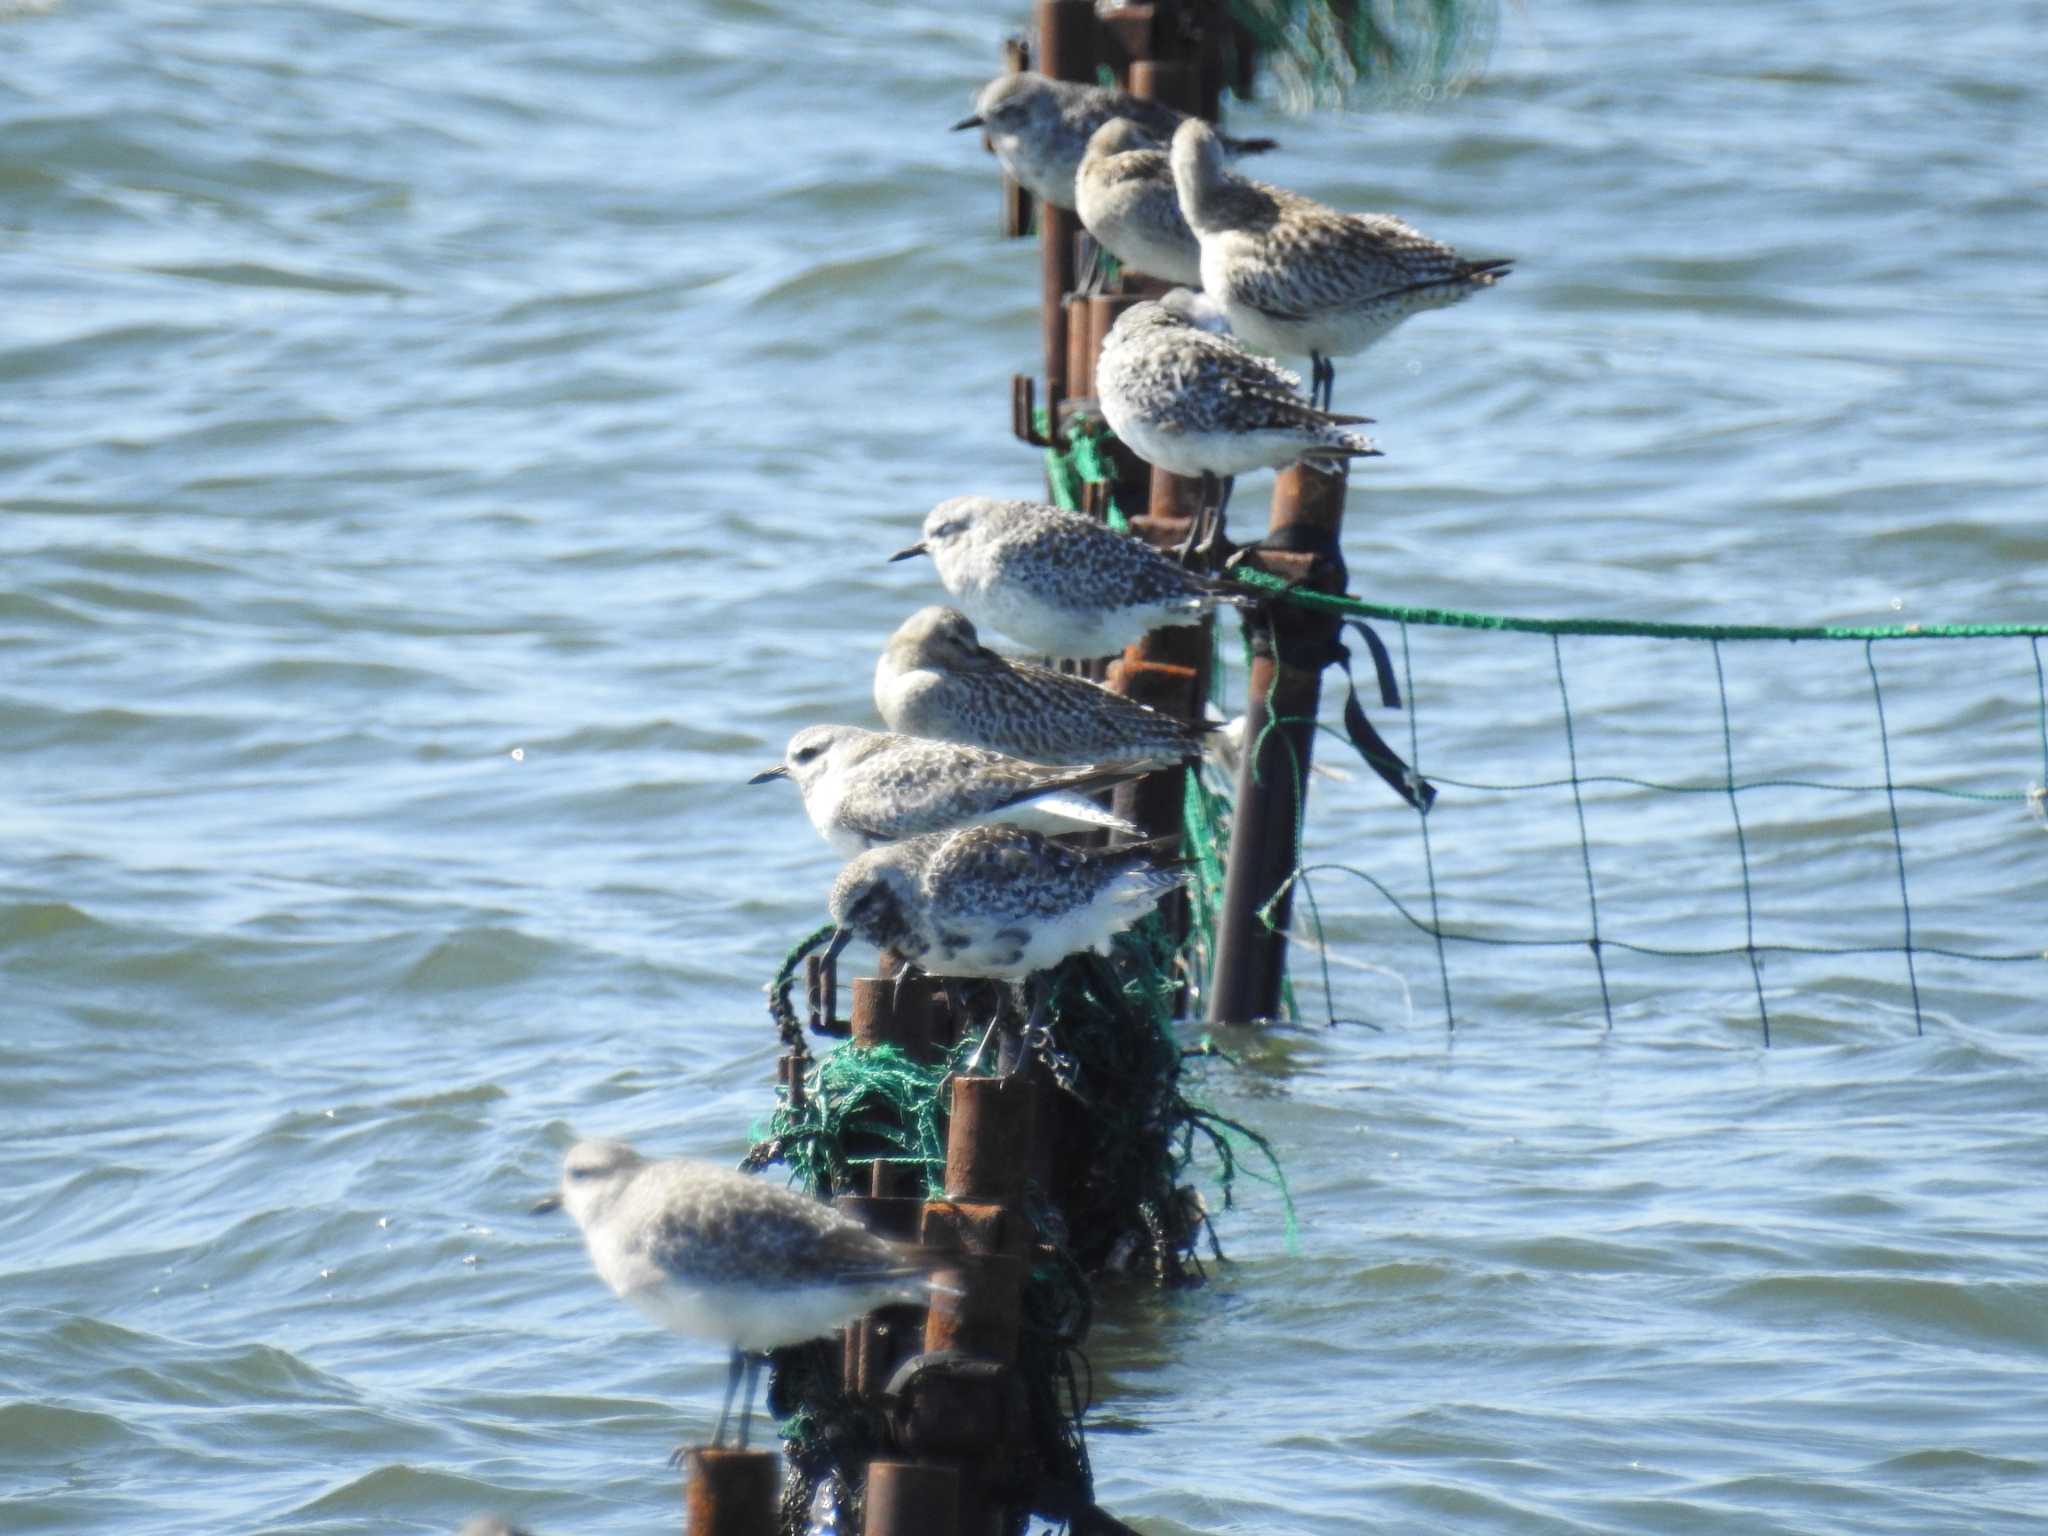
1075 117 1203 287
1095 292 1382 481
897 495 1234 658
955 70 1277 210
875 606 1212 768
829 824 1187 980
1170 118 1510 401
752 723 1141 853
550 1138 932 1346
545 1137 936 1448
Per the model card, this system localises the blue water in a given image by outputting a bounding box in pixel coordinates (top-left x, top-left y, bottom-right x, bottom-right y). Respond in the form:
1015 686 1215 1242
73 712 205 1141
4 1 2046 1531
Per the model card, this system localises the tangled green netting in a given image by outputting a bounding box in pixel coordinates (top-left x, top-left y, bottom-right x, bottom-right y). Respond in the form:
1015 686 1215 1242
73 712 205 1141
1228 0 1499 112
746 412 1294 1530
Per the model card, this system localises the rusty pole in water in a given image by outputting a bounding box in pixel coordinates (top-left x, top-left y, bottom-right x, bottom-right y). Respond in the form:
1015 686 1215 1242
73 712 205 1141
1205 462 1352 1024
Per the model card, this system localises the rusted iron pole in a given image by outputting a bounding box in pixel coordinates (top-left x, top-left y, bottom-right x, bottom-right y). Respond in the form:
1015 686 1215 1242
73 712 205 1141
683 1448 778 1536
1105 51 1212 970
1034 0 1095 410
1205 461 1351 1023
864 1461 963 1536
998 37 1032 238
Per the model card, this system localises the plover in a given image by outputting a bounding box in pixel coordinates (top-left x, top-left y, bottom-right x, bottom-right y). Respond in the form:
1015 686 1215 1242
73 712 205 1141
828 822 1188 1069
1095 290 1380 553
953 71 1277 211
749 723 1141 852
875 606 1212 768
537 1138 939 1451
1170 117 1511 408
892 495 1241 658
1075 117 1203 288
829 823 1186 981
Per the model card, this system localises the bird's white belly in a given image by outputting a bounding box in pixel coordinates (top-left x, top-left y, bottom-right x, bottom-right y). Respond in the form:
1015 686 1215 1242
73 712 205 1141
624 1277 884 1353
933 876 1163 979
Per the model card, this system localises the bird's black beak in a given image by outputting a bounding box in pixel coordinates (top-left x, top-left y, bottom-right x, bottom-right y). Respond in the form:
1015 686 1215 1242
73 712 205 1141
747 764 791 784
531 1193 562 1215
950 114 984 132
888 541 928 563
822 926 854 967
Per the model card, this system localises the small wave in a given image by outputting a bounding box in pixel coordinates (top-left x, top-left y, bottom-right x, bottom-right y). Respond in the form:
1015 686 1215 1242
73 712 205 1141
1721 1273 2048 1351
139 260 407 298
0 1401 139 1463
401 927 566 991
0 900 102 942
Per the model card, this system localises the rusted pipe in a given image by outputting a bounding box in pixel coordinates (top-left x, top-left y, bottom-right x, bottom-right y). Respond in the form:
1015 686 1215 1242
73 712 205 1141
998 37 1032 238
1033 0 1096 408
863 1461 964 1536
941 1076 1037 1203
682 1448 778 1536
1205 460 1350 1024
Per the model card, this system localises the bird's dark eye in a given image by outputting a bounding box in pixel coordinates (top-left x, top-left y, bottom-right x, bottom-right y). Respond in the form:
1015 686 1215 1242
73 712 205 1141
794 746 823 764
567 1166 596 1181
933 521 966 541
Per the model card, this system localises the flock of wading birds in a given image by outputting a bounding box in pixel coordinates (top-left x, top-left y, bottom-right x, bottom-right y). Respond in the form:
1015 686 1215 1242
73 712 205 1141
529 68 1511 1474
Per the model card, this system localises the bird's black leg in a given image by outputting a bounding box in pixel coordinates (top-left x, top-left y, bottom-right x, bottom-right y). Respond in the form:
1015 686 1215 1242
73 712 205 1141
1178 472 1220 565
1076 232 1103 297
1312 353 1335 412
940 978 971 1044
965 991 1007 1075
1004 976 1047 1077
890 960 919 1017
1195 475 1236 563
735 1353 764 1451
706 1348 745 1453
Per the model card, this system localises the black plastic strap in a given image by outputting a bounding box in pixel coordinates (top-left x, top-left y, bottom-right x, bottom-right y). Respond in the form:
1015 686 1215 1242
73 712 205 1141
1331 622 1436 813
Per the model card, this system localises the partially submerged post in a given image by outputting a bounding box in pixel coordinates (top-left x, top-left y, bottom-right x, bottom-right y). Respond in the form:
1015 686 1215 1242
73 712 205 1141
684 1448 778 1536
1034 0 1096 410
1206 462 1352 1023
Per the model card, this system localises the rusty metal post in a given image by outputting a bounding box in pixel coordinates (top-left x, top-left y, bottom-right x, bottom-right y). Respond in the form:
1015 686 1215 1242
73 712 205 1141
1034 0 1095 410
1206 461 1351 1024
1103 54 1215 966
683 1449 777 1536
998 37 1032 238
1128 57 1199 111
864 1462 963 1536
939 1076 1034 1202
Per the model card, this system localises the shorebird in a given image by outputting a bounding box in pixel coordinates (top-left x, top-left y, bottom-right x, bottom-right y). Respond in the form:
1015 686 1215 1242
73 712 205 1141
874 606 1213 768
891 495 1243 658
1170 117 1511 409
827 823 1188 1069
1075 117 1203 290
1095 290 1381 556
538 1138 940 1452
953 71 1277 211
749 723 1142 852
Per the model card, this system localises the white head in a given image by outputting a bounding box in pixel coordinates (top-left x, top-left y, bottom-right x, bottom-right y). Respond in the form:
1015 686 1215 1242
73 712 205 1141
752 724 876 796
548 1137 646 1231
891 495 1009 581
955 71 1059 139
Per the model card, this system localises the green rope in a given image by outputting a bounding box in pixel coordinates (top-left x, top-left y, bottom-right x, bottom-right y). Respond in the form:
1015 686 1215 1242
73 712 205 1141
1037 406 1139 527
1234 569 2048 642
1229 0 1498 111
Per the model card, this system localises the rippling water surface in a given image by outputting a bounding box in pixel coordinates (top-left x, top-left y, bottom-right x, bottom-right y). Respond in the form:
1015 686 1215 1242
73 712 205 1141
4 2 2046 1532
